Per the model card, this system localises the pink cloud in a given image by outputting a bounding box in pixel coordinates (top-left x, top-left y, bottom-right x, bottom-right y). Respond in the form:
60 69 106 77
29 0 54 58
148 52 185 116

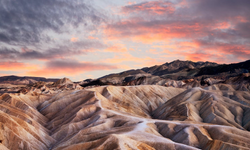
103 0 250 64
26 59 117 77
122 1 175 15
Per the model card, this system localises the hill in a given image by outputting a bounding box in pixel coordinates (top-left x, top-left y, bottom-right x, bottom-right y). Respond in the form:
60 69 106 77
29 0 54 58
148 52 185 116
81 60 250 88
0 75 59 85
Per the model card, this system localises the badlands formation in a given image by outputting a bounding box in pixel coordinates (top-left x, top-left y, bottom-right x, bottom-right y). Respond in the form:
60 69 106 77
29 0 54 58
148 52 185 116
0 60 250 150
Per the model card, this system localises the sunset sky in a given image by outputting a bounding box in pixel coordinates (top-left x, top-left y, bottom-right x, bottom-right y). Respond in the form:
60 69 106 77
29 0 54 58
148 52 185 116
0 0 250 81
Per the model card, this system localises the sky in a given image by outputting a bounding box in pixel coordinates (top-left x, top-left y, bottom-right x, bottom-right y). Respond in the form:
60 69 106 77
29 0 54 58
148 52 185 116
0 0 250 81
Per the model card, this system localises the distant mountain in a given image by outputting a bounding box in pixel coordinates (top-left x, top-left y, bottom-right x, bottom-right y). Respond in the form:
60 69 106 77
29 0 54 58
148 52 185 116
196 59 250 76
0 75 59 85
141 59 218 76
99 60 219 80
81 59 250 88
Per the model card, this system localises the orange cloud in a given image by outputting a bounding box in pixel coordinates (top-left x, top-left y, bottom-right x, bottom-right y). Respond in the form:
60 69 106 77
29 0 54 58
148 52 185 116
182 40 250 63
184 52 233 64
105 20 208 43
127 2 136 5
148 38 250 64
70 37 78 42
177 41 201 50
185 53 214 62
213 22 231 30
0 61 38 71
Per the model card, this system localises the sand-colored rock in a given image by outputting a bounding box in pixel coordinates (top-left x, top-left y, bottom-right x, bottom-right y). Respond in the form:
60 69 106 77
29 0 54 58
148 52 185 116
0 85 249 149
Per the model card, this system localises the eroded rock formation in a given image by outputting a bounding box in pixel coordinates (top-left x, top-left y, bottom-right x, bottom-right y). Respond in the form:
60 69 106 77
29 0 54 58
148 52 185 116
0 85 249 149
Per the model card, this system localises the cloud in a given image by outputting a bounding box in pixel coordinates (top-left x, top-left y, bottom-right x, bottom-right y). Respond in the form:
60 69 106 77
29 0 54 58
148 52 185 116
104 43 128 52
191 40 250 62
0 0 108 63
27 59 117 77
122 1 175 15
104 0 250 63
0 40 106 60
105 19 211 43
185 52 220 62
184 51 232 64
0 0 104 45
186 0 250 20
155 39 250 63
70 37 78 42
0 61 37 71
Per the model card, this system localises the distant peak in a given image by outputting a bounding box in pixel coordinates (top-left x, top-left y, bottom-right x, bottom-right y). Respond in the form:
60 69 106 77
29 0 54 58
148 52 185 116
54 77 73 85
171 59 183 62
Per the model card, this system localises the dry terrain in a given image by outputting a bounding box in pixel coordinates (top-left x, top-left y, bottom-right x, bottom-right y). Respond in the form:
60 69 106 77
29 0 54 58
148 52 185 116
0 60 250 149
0 83 250 149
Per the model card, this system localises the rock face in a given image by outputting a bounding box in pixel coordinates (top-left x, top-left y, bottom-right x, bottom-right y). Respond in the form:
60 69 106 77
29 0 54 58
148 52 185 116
0 85 250 150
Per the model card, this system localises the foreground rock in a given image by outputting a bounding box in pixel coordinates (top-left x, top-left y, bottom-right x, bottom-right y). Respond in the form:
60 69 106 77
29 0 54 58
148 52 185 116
0 85 249 149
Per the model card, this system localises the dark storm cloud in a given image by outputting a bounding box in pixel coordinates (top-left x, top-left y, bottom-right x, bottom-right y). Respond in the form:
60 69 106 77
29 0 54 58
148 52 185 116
0 0 104 45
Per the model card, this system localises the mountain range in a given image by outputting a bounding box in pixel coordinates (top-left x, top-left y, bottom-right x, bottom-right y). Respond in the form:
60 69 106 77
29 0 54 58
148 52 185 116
0 60 250 150
82 59 250 88
0 75 59 85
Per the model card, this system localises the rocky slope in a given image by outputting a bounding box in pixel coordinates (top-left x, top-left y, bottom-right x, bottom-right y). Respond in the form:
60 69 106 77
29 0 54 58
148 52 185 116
81 60 250 88
0 84 250 150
